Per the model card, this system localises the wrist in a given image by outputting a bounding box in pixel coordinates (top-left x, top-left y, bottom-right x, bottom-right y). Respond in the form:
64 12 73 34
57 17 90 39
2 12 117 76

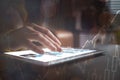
0 32 12 52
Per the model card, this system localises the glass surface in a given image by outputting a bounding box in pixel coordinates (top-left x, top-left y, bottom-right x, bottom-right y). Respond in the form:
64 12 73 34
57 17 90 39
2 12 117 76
0 0 120 80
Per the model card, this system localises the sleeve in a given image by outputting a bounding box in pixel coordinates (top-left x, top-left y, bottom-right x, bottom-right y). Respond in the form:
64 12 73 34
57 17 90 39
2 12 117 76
0 0 27 36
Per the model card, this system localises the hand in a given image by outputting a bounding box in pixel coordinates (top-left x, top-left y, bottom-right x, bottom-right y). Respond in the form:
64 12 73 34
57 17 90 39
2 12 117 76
2 24 62 53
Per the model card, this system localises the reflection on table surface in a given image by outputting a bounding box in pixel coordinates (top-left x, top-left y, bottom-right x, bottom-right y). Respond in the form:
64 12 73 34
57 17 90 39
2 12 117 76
0 44 120 80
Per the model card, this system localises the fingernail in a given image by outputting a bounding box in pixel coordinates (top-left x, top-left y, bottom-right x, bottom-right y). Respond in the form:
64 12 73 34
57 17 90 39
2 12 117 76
57 46 62 52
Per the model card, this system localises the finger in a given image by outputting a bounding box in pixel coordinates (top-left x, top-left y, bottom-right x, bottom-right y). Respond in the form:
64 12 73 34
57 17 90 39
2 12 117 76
25 40 44 54
36 34 58 51
25 26 43 40
31 23 62 45
44 35 62 52
25 26 61 51
25 30 57 51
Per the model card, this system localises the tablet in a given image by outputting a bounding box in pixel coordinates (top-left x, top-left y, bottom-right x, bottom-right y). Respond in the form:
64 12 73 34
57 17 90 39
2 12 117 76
4 48 103 66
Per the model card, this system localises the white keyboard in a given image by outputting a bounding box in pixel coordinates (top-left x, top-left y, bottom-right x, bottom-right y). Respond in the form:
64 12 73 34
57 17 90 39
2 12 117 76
4 48 103 66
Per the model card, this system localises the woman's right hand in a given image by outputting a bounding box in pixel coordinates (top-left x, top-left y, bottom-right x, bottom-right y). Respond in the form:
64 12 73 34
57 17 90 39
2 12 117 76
1 24 62 53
